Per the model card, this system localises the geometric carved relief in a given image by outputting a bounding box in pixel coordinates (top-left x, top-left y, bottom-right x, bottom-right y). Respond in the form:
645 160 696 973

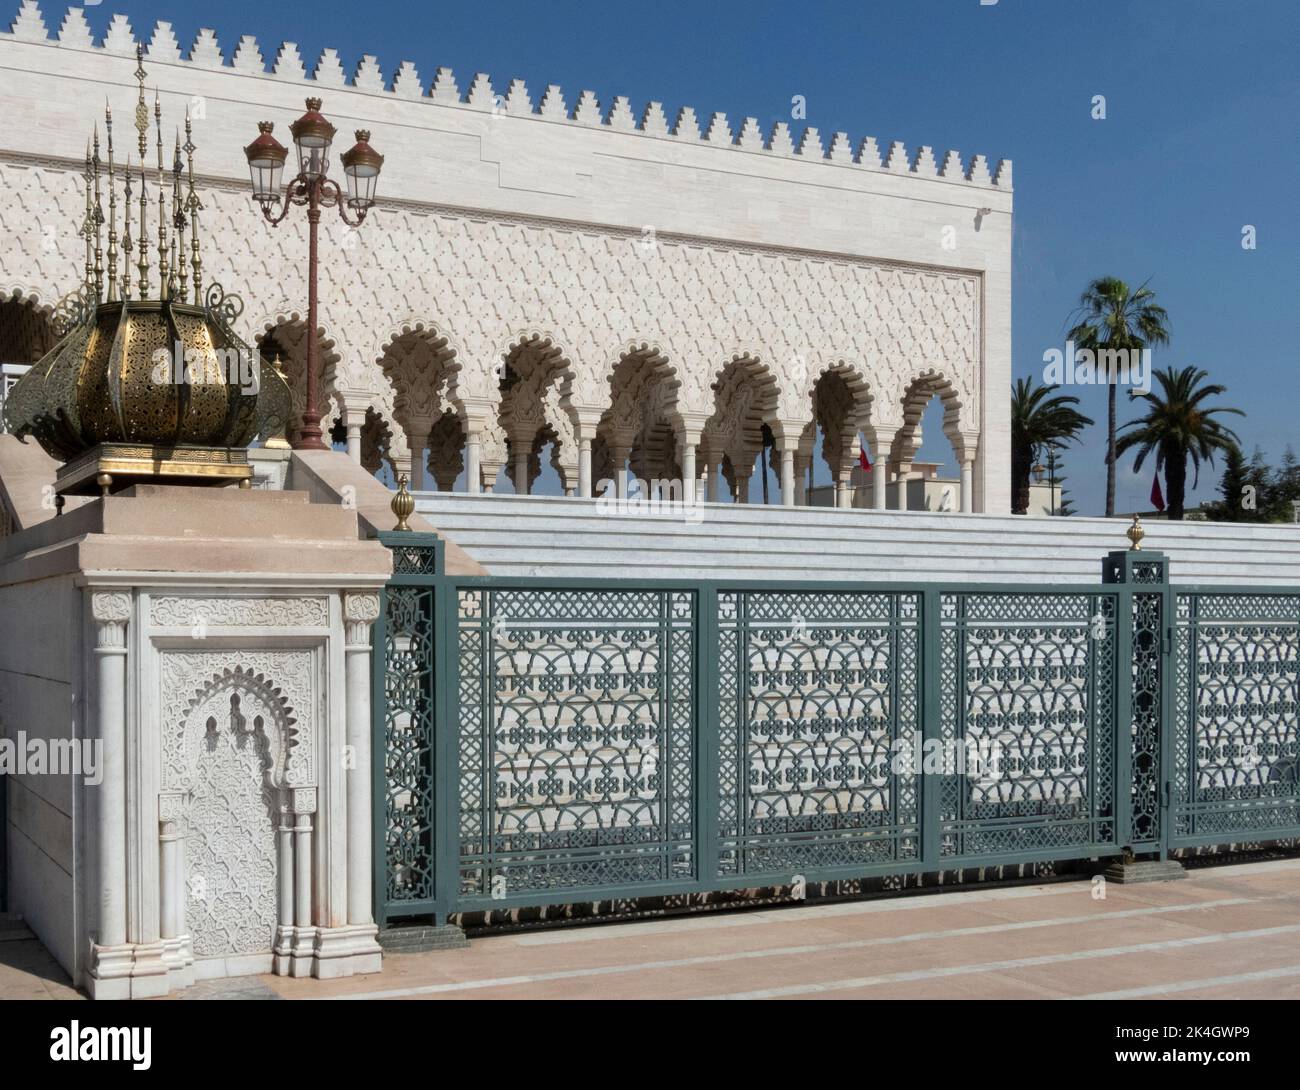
187 703 280 957
0 160 982 472
161 654 315 792
151 596 329 628
159 653 316 960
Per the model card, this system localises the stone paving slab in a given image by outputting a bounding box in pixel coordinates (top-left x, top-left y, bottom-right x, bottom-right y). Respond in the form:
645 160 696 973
4 860 1298 1000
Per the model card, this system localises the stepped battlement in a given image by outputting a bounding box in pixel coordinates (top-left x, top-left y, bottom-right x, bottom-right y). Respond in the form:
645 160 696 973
5 1 1011 191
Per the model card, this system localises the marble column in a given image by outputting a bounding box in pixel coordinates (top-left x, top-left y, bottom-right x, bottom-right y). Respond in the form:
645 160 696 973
158 818 181 940
345 423 362 463
513 449 530 496
779 448 795 507
706 459 722 503
681 444 697 505
408 426 429 491
960 457 975 513
294 812 313 930
575 439 590 498
91 591 131 950
465 433 482 494
343 593 380 927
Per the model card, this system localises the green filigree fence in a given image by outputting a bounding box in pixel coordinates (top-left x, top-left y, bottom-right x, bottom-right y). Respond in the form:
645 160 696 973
373 534 1300 926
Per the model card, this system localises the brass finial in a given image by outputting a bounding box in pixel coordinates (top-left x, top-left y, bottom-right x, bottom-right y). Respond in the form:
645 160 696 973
133 45 149 159
183 109 203 299
154 91 169 300
172 131 188 302
136 160 149 297
121 154 133 300
91 123 104 297
391 475 415 531
81 140 94 293
1127 515 1145 551
305 96 323 111
105 101 118 301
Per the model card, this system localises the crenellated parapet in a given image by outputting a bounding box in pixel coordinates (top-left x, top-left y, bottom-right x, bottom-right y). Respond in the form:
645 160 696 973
6 1 1011 190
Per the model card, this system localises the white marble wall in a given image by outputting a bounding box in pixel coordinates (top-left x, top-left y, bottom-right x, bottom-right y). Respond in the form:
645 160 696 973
0 4 1013 511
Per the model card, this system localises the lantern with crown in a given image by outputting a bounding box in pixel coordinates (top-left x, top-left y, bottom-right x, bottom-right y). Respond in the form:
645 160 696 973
1 47 292 496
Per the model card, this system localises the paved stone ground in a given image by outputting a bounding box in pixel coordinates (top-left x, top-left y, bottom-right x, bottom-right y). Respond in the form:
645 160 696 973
0 915 80 1000
5 859 1300 999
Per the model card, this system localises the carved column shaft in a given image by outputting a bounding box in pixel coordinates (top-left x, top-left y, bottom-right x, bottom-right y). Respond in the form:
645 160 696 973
91 591 132 950
294 813 313 929
344 593 380 926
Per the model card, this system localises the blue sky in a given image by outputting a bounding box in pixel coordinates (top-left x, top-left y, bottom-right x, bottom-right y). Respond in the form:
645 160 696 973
57 0 1300 513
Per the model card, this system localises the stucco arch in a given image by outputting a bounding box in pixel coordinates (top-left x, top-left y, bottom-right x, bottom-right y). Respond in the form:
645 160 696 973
253 311 344 446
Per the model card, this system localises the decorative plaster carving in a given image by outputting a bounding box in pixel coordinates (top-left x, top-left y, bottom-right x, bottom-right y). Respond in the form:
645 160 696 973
150 595 329 628
161 653 315 794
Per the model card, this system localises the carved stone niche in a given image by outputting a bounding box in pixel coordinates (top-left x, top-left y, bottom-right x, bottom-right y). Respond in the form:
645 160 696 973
161 658 314 976
85 588 383 998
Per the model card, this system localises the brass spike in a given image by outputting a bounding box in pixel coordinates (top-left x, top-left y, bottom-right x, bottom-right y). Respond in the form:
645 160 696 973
183 109 203 300
154 91 169 300
136 161 149 298
81 140 94 294
105 101 118 302
92 123 104 298
133 45 149 159
172 132 187 302
121 154 133 301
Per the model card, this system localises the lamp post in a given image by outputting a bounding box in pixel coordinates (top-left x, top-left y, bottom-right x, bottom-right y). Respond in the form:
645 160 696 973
244 99 384 449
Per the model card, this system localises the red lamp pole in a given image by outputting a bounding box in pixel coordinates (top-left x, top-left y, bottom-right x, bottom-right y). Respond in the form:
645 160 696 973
244 102 384 451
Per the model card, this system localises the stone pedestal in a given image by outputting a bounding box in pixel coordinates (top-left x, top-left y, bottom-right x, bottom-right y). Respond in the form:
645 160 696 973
0 482 391 997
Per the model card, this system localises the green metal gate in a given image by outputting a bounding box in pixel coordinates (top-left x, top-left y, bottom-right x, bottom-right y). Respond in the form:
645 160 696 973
373 533 1300 926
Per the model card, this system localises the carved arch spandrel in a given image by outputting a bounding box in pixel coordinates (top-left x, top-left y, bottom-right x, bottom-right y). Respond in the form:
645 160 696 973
160 652 316 801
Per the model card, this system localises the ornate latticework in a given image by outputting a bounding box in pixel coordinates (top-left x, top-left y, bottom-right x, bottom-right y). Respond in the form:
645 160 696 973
717 591 921 876
373 555 1300 923
1130 592 1163 845
381 583 437 905
456 587 696 899
938 592 1118 858
1172 593 1300 840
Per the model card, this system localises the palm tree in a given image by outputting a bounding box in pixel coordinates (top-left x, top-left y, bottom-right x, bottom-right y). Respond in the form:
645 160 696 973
1010 377 1093 515
1116 366 1243 520
1067 277 1171 517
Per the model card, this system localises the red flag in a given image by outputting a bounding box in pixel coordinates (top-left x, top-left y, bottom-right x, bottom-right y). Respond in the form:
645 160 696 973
1150 471 1166 513
859 441 872 472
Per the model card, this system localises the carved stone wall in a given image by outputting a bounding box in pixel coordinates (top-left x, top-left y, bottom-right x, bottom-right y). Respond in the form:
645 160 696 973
0 8 1011 509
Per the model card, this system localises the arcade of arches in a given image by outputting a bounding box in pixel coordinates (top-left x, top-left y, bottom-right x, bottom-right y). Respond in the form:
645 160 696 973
0 296 982 512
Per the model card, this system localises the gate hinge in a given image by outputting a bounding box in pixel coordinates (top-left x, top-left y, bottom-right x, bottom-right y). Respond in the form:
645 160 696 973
1162 780 1171 808
1163 626 1173 655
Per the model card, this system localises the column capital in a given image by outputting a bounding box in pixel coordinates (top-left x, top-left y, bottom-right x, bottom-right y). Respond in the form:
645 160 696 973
343 591 381 645
90 590 132 649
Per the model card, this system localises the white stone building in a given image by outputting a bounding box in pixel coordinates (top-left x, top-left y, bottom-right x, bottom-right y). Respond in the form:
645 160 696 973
0 0 1012 512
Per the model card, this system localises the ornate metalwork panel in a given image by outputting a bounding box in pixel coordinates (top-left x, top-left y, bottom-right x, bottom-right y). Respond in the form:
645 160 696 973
1172 594 1300 842
456 587 696 900
1130 592 1163 846
717 591 921 877
938 592 1118 858
380 583 437 906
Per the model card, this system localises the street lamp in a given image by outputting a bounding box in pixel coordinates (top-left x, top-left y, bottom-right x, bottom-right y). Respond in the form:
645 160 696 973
244 99 384 449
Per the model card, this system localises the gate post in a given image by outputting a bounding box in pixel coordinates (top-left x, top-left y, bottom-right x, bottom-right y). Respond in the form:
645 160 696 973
1101 518 1183 882
372 520 470 946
